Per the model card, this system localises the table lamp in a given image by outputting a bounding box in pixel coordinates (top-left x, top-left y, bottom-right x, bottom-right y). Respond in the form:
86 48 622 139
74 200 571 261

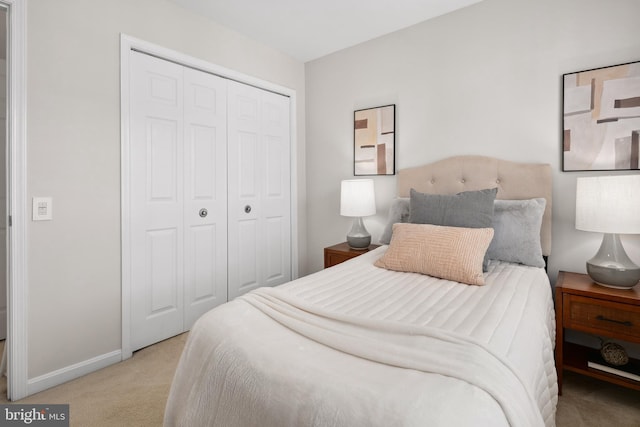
340 179 376 249
575 175 640 289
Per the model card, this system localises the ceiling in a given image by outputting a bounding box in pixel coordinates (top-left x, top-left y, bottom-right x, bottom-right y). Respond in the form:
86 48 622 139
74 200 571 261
168 0 483 62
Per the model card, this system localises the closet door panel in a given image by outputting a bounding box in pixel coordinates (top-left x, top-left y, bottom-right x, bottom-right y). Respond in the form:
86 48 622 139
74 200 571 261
130 52 185 351
183 67 228 328
237 219 259 291
228 130 261 296
228 81 291 298
130 52 228 350
262 94 291 288
191 224 216 296
146 229 179 313
148 118 179 201
265 217 285 282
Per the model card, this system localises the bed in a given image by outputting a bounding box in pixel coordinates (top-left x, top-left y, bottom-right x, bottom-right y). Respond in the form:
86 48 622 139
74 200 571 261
164 155 558 427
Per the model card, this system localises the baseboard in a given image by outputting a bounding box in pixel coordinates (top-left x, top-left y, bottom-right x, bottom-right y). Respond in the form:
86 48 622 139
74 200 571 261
26 349 122 397
0 307 6 340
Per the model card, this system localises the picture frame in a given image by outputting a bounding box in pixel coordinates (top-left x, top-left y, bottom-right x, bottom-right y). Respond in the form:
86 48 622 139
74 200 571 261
354 104 395 176
562 60 640 171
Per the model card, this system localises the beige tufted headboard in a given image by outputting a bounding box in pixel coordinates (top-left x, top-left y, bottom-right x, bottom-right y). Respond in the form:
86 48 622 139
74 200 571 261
398 156 552 256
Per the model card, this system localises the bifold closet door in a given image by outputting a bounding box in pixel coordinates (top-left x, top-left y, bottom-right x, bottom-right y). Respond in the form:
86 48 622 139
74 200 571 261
130 51 228 351
227 81 291 299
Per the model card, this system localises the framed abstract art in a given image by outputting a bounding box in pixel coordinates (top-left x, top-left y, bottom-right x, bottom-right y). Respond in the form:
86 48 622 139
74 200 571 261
354 104 395 175
563 60 640 171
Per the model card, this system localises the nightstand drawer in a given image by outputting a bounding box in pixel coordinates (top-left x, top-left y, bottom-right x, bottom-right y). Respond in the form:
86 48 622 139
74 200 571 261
324 242 381 268
325 252 354 267
563 294 640 340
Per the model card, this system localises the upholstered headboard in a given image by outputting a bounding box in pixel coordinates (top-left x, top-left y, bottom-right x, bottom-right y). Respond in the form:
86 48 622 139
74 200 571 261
397 156 552 256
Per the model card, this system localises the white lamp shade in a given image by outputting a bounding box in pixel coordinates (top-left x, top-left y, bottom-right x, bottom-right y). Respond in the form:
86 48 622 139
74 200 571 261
576 175 640 234
340 179 376 217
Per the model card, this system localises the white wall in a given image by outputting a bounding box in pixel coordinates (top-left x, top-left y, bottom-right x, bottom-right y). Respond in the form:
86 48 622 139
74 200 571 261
305 0 640 280
26 0 305 380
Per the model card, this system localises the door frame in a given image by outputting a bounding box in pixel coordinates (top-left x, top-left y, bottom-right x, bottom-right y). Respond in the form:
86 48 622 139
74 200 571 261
120 34 299 359
3 0 28 401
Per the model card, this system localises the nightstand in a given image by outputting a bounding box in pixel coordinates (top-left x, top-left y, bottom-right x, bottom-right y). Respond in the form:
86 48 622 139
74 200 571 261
555 271 640 394
324 242 381 268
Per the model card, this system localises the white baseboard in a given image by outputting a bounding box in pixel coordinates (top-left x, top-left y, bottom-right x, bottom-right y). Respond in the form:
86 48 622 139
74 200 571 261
0 307 6 340
26 350 122 396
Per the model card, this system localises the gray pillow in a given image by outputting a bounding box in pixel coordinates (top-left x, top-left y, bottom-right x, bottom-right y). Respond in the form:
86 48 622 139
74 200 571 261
487 198 546 268
409 187 498 271
409 188 498 227
379 198 409 244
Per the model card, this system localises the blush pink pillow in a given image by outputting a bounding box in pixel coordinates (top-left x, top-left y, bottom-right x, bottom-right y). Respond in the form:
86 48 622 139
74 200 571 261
375 223 494 286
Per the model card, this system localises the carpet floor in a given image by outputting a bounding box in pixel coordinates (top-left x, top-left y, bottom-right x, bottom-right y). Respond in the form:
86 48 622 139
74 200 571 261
1 335 639 426
0 334 187 426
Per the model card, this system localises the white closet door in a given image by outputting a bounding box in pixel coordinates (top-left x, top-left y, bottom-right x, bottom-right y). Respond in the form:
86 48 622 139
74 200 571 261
182 67 228 328
130 52 185 351
227 81 291 299
130 52 227 350
0 59 6 340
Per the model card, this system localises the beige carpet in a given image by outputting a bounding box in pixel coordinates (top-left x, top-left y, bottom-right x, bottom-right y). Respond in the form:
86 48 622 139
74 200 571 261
556 371 640 426
0 334 187 426
1 335 639 426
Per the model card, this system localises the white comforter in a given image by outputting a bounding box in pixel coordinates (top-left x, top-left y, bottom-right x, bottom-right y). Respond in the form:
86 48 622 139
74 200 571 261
164 247 557 427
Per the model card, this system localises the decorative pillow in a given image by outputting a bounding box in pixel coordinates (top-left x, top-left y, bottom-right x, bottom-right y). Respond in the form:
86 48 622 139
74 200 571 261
379 198 410 244
409 187 498 227
409 187 498 271
487 198 546 268
374 223 494 286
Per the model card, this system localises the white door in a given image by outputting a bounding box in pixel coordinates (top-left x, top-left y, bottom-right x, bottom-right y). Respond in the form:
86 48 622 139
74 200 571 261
182 66 228 327
0 58 6 340
130 51 227 351
227 81 291 299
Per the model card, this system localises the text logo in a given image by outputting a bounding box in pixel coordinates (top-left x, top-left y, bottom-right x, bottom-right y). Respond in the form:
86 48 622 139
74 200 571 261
0 405 69 426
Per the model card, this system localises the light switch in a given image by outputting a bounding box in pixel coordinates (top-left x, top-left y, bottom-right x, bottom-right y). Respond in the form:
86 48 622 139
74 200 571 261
32 197 53 221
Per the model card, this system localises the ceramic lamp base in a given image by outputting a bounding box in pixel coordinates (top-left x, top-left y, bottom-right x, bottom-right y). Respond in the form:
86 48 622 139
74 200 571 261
587 234 640 289
346 217 371 250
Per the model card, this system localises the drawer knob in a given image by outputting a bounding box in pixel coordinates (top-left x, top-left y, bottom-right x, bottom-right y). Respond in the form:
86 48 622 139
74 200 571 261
596 315 633 327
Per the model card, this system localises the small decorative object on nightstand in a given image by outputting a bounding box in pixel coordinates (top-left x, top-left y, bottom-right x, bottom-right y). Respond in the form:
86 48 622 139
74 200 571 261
324 242 380 268
575 175 640 289
555 271 640 394
599 340 628 366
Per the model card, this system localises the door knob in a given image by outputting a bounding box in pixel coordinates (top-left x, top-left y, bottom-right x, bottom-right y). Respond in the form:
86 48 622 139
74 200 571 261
244 205 252 213
199 208 208 218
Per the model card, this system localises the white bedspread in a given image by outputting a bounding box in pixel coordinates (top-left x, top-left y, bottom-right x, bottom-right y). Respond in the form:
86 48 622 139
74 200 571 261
164 247 557 427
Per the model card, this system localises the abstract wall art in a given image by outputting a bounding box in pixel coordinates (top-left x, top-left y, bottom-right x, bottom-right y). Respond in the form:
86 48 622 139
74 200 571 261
354 104 395 175
563 61 640 171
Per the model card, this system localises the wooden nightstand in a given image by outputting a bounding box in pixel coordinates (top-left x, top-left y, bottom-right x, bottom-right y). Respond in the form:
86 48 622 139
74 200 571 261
555 271 640 394
324 242 381 268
